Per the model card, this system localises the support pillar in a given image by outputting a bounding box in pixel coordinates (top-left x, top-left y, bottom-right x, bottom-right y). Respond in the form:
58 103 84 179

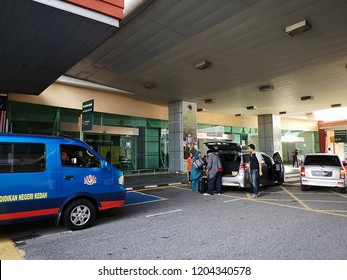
169 101 197 173
258 114 282 156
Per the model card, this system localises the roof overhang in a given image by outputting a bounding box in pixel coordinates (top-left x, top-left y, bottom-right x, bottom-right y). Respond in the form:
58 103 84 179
0 0 122 95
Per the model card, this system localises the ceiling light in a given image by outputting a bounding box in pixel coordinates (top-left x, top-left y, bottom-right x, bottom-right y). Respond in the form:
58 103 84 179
259 85 274 92
279 111 286 115
235 114 241 117
204 99 215 104
331 103 341 108
144 82 156 89
301 95 313 101
285 20 312 36
246 105 256 110
306 112 314 119
195 60 211 70
197 108 206 112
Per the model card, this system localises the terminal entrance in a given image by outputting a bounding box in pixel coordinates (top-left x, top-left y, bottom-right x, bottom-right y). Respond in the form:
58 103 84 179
84 134 135 171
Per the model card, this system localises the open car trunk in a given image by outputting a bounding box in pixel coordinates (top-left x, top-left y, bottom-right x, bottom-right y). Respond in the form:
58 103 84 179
219 152 241 177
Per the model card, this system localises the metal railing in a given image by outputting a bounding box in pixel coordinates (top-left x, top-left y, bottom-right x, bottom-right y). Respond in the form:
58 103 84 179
122 168 169 176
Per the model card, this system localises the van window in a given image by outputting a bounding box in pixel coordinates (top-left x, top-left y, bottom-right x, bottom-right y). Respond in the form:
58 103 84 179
60 144 101 168
0 143 46 173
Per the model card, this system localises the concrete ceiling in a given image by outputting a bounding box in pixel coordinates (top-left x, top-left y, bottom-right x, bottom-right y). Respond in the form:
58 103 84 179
2 0 347 121
65 0 347 121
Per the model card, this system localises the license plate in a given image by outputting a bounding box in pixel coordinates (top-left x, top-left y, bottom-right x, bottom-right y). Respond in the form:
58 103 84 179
312 170 332 177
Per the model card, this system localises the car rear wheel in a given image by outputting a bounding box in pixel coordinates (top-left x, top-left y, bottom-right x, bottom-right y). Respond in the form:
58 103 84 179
63 199 96 230
301 184 308 191
340 187 346 194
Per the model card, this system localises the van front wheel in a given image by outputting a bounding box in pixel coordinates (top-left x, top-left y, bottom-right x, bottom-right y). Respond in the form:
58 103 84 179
63 199 96 230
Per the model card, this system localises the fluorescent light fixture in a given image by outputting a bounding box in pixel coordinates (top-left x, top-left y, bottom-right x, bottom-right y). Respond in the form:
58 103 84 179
331 103 341 108
279 111 287 115
285 20 311 36
204 99 216 104
33 0 119 26
235 113 241 117
197 108 206 112
259 85 274 92
144 82 156 89
306 112 314 119
246 105 256 110
301 95 313 101
195 60 211 70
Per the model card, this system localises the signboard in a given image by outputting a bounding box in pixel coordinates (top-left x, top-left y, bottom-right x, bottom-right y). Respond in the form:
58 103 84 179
334 130 347 143
82 99 94 131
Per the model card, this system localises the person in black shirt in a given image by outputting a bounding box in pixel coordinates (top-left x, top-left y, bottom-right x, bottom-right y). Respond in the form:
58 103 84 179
248 144 263 198
292 149 299 168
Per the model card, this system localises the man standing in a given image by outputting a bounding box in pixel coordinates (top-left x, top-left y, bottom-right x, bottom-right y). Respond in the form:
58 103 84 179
248 144 263 198
205 150 223 195
292 149 299 168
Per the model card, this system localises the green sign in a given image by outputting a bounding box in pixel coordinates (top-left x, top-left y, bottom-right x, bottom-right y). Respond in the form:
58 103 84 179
334 130 347 143
82 99 94 131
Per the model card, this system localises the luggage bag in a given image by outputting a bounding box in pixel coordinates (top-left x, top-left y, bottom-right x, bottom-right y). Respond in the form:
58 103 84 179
198 176 208 193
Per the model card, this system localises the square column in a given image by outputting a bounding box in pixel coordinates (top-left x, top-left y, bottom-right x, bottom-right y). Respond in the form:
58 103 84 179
169 101 197 173
258 114 282 157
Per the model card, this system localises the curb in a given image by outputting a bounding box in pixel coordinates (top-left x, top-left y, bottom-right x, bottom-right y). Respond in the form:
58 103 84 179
126 182 186 191
0 236 23 260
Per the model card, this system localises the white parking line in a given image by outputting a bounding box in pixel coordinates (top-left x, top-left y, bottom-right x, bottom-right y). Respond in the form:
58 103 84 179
145 209 182 218
223 198 242 203
144 185 159 188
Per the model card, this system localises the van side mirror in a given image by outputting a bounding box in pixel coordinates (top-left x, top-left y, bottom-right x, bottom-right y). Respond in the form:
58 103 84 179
101 160 108 169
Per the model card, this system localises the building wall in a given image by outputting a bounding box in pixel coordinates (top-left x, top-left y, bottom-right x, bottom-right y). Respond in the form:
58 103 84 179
9 83 168 120
9 82 319 132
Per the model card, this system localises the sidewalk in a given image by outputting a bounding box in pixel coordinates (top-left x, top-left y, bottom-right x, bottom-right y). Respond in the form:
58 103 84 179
124 165 300 190
124 172 188 190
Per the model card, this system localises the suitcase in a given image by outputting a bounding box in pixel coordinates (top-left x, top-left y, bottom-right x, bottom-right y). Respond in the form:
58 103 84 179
198 176 208 193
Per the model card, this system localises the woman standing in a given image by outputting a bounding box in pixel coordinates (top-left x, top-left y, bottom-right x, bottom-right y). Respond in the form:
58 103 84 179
191 151 203 191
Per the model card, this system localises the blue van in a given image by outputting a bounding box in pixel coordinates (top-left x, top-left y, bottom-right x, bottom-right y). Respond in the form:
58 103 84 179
0 133 126 230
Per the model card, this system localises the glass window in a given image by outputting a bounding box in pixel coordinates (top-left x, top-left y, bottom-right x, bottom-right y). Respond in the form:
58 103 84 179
0 143 46 173
304 155 341 166
60 144 101 168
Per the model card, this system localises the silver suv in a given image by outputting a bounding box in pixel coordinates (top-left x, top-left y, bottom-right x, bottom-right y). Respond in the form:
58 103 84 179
205 141 284 189
300 153 346 194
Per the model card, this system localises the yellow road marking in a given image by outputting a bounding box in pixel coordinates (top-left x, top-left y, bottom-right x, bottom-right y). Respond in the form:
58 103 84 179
328 190 347 198
323 210 347 213
149 184 347 218
300 200 347 203
281 186 312 210
0 236 23 260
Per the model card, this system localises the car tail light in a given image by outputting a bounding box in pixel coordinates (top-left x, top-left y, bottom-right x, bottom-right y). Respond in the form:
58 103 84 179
240 163 248 169
340 168 345 179
300 167 305 176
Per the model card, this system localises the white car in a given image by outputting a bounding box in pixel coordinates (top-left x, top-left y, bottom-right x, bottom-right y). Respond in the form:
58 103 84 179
205 141 285 189
300 153 346 194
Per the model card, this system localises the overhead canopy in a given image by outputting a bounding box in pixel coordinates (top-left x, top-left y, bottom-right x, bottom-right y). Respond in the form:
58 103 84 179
0 0 121 95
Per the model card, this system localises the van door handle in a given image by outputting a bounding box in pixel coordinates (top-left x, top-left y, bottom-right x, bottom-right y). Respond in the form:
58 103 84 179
64 175 74 180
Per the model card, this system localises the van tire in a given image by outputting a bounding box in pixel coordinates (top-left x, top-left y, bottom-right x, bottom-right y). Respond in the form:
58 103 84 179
340 187 346 194
63 199 96 230
301 184 307 191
